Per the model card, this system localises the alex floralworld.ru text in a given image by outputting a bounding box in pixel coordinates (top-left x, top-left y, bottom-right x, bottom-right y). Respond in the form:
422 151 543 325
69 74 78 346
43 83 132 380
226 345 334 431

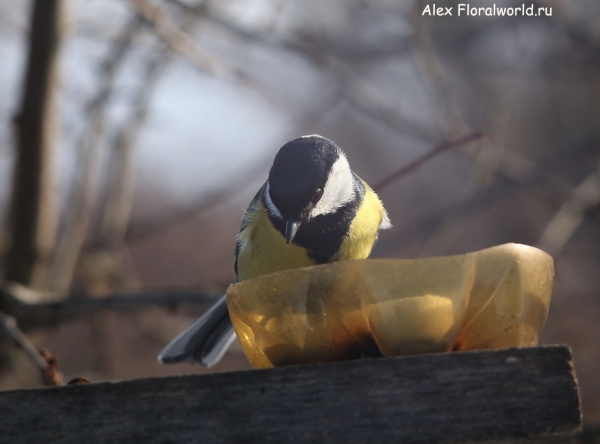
423 4 552 17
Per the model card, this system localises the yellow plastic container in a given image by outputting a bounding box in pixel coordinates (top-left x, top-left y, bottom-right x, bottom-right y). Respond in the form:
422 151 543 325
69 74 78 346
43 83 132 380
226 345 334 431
226 243 553 368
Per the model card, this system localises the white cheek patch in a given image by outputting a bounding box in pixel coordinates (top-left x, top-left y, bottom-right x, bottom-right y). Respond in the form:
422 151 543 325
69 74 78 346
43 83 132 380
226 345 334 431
263 183 283 220
309 155 355 219
379 210 392 230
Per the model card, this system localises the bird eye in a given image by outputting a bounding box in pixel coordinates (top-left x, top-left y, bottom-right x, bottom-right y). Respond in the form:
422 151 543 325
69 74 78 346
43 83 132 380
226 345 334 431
311 188 323 204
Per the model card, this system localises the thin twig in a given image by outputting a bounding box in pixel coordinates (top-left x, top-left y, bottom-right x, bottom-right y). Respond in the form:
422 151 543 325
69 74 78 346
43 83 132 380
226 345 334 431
0 311 48 370
0 311 64 386
536 163 600 256
49 16 143 293
411 0 469 137
82 3 213 294
130 0 256 87
373 131 485 193
204 12 434 142
170 0 576 213
202 6 572 210
125 92 345 243
407 0 583 256
375 143 598 256
168 0 412 61
98 2 237 248
98 50 169 252
125 160 270 243
165 2 433 143
329 59 437 143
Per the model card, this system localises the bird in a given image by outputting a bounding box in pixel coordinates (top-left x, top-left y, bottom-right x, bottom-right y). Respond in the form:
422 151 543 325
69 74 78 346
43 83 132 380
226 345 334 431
158 134 391 367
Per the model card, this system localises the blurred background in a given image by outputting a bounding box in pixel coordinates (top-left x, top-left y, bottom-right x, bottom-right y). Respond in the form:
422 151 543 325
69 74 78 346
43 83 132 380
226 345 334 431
0 0 599 432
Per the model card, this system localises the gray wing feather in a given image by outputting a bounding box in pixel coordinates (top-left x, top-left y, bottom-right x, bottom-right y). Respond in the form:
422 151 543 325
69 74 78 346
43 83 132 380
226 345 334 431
159 181 268 367
158 295 235 367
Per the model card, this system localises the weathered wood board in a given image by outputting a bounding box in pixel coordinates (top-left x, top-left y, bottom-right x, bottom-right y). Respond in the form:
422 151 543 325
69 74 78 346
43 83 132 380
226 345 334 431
0 346 581 443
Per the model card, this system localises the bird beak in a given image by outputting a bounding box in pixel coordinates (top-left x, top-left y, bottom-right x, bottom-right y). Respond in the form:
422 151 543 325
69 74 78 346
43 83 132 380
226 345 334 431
285 219 301 245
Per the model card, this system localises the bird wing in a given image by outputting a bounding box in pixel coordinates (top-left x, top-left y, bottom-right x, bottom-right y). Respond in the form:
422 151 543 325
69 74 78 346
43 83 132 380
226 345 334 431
234 181 267 276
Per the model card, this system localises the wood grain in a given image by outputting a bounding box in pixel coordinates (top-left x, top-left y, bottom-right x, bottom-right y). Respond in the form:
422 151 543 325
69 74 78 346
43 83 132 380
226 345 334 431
0 346 581 443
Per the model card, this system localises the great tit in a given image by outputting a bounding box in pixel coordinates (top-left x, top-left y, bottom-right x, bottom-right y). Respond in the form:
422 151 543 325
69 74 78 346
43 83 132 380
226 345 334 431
158 135 391 367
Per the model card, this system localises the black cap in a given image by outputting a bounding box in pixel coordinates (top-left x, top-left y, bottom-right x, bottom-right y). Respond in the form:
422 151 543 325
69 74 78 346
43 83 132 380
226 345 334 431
268 135 341 220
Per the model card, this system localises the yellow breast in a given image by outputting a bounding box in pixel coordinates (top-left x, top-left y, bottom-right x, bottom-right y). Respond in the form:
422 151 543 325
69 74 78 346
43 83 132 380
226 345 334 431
236 180 388 282
336 181 388 261
236 206 314 281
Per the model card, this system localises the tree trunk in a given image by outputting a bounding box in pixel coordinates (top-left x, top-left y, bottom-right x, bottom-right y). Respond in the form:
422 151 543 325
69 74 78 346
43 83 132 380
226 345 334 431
5 0 63 291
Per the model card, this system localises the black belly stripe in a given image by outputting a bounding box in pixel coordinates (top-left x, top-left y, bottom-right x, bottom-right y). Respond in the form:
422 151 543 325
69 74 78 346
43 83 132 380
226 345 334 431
265 174 365 264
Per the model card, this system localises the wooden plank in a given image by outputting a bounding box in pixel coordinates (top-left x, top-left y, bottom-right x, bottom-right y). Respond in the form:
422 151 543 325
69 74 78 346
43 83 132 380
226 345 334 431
0 346 581 443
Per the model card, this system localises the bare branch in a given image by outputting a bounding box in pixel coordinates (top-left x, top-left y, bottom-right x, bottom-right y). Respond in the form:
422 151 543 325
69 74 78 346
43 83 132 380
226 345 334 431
54 1 229 290
98 50 169 252
0 311 64 386
125 158 271 243
204 12 435 143
130 0 256 86
163 3 434 143
411 0 469 138
378 146 595 256
408 1 572 203
373 131 485 194
98 2 236 250
536 163 600 256
124 93 344 244
1 284 217 329
200 7 562 207
169 0 412 61
0 311 48 370
407 0 586 256
49 16 143 293
328 59 437 143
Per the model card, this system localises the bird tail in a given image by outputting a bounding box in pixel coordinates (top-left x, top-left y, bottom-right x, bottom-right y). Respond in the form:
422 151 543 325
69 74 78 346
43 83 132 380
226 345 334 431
158 294 236 367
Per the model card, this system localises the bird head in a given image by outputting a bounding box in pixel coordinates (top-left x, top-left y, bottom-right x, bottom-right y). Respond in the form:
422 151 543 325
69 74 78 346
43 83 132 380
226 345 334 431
265 135 356 245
